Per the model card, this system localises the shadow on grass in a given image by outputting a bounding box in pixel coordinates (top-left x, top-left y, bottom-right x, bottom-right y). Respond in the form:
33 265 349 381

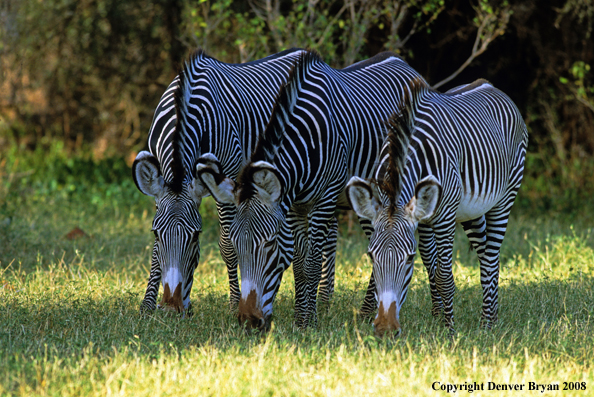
1 272 593 364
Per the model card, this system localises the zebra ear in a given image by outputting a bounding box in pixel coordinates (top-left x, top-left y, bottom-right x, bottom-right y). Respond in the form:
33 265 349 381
196 160 237 206
133 151 165 198
191 154 223 200
346 176 381 222
405 175 441 223
251 162 282 204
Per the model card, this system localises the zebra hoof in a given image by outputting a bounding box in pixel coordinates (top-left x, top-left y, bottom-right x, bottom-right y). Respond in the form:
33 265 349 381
479 316 497 330
229 299 240 312
139 302 156 317
185 302 194 318
357 310 376 324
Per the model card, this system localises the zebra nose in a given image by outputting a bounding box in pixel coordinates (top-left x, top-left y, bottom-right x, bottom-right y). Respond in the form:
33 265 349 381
238 313 267 333
373 301 402 338
373 323 402 338
237 289 266 332
160 282 184 313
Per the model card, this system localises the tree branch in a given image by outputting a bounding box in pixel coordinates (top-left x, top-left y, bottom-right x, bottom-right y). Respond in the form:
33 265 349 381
432 4 510 90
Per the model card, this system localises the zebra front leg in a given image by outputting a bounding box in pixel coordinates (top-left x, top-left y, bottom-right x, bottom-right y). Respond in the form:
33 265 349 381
259 218 295 326
140 241 161 314
434 221 457 331
290 212 311 328
357 217 377 321
217 202 241 310
318 216 337 305
418 224 443 317
292 204 334 328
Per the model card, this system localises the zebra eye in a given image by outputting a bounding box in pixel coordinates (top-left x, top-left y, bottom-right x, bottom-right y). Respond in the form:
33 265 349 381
407 253 415 263
366 252 375 263
153 230 160 242
191 231 201 243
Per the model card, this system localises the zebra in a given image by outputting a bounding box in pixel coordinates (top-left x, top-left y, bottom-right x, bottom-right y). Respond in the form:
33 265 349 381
196 50 426 329
132 48 334 315
346 77 528 337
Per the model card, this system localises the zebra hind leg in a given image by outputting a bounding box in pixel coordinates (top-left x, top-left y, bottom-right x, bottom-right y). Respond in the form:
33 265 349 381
417 224 443 318
461 215 496 328
479 200 516 329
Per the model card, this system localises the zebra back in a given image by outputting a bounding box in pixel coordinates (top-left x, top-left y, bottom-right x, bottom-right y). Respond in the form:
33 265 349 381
146 48 306 186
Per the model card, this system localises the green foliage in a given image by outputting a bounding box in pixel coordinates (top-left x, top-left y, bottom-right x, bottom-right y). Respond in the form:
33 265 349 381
0 0 182 155
1 143 133 204
1 0 594 207
181 0 445 67
556 0 594 39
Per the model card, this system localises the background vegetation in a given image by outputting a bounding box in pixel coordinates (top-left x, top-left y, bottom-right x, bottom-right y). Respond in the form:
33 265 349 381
1 0 594 203
1 0 594 395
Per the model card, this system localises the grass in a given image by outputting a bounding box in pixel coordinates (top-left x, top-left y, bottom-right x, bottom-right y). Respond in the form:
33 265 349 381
1 153 594 396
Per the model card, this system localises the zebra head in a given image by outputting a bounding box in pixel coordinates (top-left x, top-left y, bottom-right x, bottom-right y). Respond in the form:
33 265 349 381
346 98 441 337
347 175 441 337
197 158 284 332
133 151 211 313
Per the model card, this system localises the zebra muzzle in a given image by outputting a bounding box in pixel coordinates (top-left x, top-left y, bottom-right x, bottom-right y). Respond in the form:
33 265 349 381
159 282 184 313
238 289 267 332
373 301 402 338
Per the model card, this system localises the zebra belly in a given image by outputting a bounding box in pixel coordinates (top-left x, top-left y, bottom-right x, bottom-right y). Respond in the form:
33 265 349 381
456 191 499 222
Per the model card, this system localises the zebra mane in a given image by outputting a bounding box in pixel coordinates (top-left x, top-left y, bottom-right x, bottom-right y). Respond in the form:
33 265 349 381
377 77 425 212
341 51 405 71
444 78 492 96
249 49 319 164
168 50 208 193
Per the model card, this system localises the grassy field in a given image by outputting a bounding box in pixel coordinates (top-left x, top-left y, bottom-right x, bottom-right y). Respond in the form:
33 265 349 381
1 153 594 396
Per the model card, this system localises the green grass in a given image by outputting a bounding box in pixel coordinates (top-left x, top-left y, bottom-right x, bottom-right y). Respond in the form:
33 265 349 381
1 154 594 396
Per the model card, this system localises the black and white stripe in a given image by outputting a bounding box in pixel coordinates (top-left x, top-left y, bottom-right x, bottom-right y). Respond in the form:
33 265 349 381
133 49 317 313
197 50 425 329
347 78 528 335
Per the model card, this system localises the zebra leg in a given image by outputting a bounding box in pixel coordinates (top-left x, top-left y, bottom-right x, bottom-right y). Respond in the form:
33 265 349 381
318 216 337 305
260 216 295 323
417 223 443 317
289 211 311 328
479 196 517 328
476 150 526 328
299 204 336 328
461 216 494 327
433 220 457 331
140 241 161 314
357 217 377 321
217 202 241 310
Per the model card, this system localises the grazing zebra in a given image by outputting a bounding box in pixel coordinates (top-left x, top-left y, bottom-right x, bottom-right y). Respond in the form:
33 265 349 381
132 48 329 314
196 50 425 330
346 78 528 337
